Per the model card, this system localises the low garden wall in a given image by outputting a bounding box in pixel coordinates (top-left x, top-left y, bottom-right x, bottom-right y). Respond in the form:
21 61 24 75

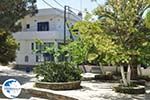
113 85 145 94
35 81 81 90
82 65 150 76
24 88 77 100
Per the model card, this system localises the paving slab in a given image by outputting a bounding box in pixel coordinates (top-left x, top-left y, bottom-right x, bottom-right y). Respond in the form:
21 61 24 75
23 81 150 100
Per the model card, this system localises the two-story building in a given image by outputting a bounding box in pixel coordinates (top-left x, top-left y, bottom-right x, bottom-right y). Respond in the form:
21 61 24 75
13 8 81 67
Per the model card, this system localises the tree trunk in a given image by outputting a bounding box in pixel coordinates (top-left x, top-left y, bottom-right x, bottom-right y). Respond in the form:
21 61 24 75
138 64 142 76
127 65 131 85
99 63 104 74
121 66 128 86
130 64 138 80
82 64 87 73
130 56 138 80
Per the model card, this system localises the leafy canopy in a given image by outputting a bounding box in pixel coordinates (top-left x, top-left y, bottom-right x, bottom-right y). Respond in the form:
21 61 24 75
94 0 150 66
0 0 37 65
66 0 150 67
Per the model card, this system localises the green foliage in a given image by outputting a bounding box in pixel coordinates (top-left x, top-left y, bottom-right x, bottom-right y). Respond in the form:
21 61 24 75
94 0 150 66
144 11 150 29
66 0 150 82
69 0 150 67
84 11 93 21
34 62 82 82
0 0 37 32
66 21 130 65
0 0 37 64
0 30 17 65
62 38 90 64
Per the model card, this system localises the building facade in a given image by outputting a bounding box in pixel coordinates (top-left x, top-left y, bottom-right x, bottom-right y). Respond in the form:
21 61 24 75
13 8 81 66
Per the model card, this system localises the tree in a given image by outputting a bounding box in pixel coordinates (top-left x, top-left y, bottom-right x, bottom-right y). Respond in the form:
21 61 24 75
94 0 150 80
69 21 130 76
0 0 37 65
66 0 150 86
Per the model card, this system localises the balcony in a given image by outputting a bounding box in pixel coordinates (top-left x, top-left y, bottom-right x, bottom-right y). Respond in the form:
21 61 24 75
13 31 69 40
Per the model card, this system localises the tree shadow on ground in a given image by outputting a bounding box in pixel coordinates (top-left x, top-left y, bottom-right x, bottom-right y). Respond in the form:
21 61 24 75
0 75 32 85
0 70 34 99
0 88 32 99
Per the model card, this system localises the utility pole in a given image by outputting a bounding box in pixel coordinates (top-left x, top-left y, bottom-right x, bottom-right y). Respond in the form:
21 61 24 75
64 5 67 44
67 6 73 40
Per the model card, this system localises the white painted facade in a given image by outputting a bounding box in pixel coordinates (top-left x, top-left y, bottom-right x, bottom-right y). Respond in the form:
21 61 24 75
13 8 81 66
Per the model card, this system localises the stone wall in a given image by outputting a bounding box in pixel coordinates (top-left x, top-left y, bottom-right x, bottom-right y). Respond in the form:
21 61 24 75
35 81 81 90
24 88 77 100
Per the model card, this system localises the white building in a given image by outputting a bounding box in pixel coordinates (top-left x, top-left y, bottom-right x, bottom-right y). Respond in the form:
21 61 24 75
13 8 81 67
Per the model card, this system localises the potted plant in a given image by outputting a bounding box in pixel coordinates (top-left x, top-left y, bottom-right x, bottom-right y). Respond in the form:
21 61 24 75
33 40 82 90
34 62 82 90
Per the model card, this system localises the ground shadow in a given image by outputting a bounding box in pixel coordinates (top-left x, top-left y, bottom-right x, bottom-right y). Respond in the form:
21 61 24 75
0 75 32 85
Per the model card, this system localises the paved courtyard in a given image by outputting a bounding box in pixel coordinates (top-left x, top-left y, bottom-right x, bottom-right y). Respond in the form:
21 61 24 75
0 65 150 100
53 81 150 100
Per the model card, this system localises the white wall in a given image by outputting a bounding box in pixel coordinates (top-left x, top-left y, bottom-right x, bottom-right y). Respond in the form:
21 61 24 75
22 16 64 32
15 39 63 65
21 8 80 32
140 67 150 76
13 8 81 66
16 40 36 65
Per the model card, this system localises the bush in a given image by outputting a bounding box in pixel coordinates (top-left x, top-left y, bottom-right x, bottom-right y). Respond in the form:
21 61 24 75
34 62 82 82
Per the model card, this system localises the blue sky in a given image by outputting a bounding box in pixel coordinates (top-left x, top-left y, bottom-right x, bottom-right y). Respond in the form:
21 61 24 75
37 0 106 12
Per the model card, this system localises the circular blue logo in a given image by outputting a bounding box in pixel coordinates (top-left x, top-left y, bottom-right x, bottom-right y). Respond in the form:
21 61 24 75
2 79 21 98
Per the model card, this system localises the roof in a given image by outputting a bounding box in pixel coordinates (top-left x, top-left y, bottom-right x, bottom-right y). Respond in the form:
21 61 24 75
35 8 64 17
25 8 81 21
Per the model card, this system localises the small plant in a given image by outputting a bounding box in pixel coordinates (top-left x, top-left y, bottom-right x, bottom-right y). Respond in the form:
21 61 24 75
34 62 82 82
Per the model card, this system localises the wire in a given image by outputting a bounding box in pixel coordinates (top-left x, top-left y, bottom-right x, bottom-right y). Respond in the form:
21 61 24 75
68 9 77 16
42 0 54 8
68 9 82 20
69 6 81 12
42 0 63 14
42 0 81 20
53 0 81 12
80 0 82 12
53 0 64 8
68 11 81 20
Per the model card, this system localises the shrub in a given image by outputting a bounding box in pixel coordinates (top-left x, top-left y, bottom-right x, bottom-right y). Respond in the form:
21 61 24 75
34 62 82 82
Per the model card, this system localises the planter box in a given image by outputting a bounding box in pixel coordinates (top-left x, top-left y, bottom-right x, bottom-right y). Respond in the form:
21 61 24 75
113 85 145 94
35 81 81 90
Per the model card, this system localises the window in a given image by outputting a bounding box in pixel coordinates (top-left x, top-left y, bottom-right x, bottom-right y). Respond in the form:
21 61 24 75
36 55 39 62
18 43 20 51
37 22 49 31
25 56 29 62
31 43 34 50
43 53 54 62
26 24 30 29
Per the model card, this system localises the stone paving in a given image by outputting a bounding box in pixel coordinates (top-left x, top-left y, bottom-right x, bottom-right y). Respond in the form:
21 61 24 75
0 65 36 84
33 81 150 100
0 65 35 99
0 65 150 100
